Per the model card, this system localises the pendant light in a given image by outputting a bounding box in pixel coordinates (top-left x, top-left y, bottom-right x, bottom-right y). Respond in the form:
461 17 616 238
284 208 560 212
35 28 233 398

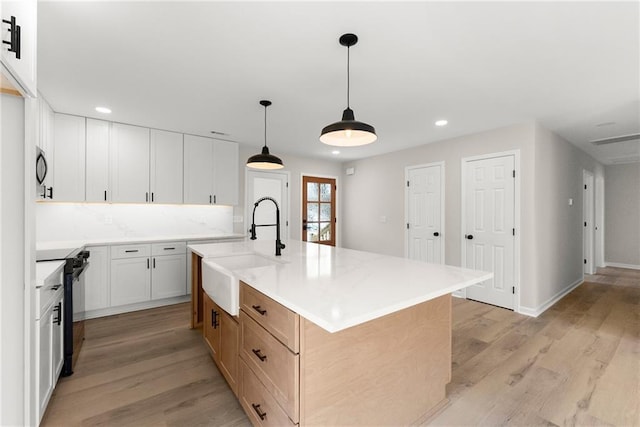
247 100 284 170
320 33 377 147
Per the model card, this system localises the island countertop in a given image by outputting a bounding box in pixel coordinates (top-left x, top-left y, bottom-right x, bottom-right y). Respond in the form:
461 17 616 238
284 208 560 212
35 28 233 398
189 239 492 333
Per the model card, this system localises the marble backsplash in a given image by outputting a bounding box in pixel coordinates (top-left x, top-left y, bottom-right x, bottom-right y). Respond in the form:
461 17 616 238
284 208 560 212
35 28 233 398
36 203 234 242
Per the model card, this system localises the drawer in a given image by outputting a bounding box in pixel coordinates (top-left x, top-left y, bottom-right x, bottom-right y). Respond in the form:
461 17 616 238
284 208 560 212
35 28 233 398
37 284 63 320
240 312 299 422
239 359 296 427
240 282 299 353
110 244 151 259
151 241 186 256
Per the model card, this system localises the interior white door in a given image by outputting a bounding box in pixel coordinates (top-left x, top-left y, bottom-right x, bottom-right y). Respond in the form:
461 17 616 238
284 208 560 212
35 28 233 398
583 170 595 274
407 164 443 264
464 155 515 309
246 170 289 241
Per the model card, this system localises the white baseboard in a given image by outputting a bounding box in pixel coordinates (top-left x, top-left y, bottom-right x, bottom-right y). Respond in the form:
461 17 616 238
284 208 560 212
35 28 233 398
605 261 640 271
78 295 191 321
517 277 584 318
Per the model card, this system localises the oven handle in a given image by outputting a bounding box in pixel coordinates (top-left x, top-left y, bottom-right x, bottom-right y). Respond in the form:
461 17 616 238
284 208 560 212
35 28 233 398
72 262 90 280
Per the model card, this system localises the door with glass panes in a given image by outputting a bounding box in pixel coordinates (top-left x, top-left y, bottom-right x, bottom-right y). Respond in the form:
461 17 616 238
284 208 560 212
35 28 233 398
302 176 336 246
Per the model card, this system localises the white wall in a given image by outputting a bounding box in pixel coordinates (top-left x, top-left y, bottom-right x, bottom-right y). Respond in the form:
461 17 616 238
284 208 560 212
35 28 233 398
0 93 26 425
236 146 343 243
341 123 538 309
533 124 604 309
605 163 640 268
36 203 234 243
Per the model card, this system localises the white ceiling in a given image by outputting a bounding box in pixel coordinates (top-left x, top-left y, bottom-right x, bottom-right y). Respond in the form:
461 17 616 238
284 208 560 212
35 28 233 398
37 1 640 164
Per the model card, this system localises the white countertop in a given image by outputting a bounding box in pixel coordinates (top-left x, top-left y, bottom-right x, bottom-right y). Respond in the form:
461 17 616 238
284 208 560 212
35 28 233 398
35 261 66 288
36 233 245 260
189 240 493 333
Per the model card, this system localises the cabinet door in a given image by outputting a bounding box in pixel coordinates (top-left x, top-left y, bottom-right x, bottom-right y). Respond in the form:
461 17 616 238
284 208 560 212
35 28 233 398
37 307 53 422
52 114 86 201
213 140 239 205
52 294 64 378
150 129 183 204
0 0 37 96
110 123 150 203
183 134 214 204
219 310 239 396
110 257 151 306
84 246 110 311
151 254 186 300
203 293 221 360
86 119 111 202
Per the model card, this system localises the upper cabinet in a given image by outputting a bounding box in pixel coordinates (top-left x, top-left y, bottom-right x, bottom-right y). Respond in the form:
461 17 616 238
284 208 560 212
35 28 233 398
110 123 150 203
36 95 55 198
52 114 85 201
184 135 238 206
1 0 37 97
150 129 183 204
86 118 110 202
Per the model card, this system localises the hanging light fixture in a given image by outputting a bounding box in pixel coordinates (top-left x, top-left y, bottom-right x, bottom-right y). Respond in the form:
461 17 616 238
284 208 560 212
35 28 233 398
247 100 284 170
320 33 377 147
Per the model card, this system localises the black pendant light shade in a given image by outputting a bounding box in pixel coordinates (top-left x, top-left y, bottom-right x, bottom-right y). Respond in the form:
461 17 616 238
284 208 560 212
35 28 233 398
247 100 284 170
320 33 377 147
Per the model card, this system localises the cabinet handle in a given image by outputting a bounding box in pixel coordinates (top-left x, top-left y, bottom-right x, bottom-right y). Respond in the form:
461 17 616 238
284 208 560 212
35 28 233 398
104 190 107 201
213 195 217 204
163 247 175 251
209 195 212 204
147 258 150 269
153 258 156 268
212 310 218 328
251 403 267 421
251 305 267 316
2 16 21 59
251 348 267 362
47 187 53 199
51 284 62 291
151 192 154 202
125 249 139 253
146 192 149 202
41 185 47 199
53 302 62 326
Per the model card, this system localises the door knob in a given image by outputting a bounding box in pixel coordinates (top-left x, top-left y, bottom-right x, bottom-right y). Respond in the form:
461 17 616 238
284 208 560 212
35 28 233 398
465 234 474 240
433 232 440 237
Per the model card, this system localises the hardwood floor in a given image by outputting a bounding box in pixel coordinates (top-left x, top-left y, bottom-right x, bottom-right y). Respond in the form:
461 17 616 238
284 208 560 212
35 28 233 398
41 267 639 426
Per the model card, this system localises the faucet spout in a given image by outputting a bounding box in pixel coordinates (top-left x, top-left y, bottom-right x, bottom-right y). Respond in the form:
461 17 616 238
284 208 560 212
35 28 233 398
250 197 286 256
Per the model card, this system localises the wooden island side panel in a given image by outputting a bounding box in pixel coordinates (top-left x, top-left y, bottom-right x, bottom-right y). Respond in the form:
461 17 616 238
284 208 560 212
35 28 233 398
299 294 452 426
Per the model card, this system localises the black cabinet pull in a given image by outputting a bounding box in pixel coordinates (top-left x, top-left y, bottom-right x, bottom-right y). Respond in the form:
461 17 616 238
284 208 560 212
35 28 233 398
147 258 150 269
252 348 267 362
434 232 440 237
212 310 218 328
41 185 47 199
153 258 156 268
163 247 175 251
125 249 139 253
251 403 267 421
465 234 474 240
47 187 53 199
53 302 62 325
209 195 212 204
104 190 107 201
252 305 267 316
2 16 21 59
213 195 217 204
145 192 149 202
51 284 62 291
151 192 154 202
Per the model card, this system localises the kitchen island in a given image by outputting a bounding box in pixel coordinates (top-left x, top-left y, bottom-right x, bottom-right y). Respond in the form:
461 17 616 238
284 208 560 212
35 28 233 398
189 240 491 426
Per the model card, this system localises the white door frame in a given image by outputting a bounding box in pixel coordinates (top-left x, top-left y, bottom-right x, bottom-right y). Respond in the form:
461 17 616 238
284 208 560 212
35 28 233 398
404 161 445 264
300 173 341 247
595 176 605 268
460 150 521 312
583 170 595 274
244 169 291 240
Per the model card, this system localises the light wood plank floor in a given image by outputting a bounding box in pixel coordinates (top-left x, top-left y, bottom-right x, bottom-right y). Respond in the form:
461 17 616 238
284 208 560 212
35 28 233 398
42 267 639 426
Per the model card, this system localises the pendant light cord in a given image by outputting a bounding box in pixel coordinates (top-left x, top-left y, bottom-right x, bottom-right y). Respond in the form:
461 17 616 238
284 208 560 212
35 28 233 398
264 104 267 148
346 46 350 108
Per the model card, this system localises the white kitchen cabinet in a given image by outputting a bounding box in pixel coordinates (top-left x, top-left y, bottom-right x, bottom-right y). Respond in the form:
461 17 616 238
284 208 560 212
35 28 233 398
84 245 110 311
152 254 186 299
184 134 213 204
184 135 238 205
110 123 150 203
1 0 37 97
213 140 239 205
86 119 111 202
36 95 55 199
37 304 53 420
52 113 86 201
150 129 183 204
110 256 152 306
51 295 64 384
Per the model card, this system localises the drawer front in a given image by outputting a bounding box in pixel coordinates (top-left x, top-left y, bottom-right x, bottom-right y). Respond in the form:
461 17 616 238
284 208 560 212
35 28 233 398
37 283 63 319
151 241 186 256
111 244 151 259
240 282 299 353
239 359 296 427
240 312 299 422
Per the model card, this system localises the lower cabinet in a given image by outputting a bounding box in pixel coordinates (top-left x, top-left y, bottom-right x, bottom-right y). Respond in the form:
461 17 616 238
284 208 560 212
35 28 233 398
203 292 239 396
110 256 152 306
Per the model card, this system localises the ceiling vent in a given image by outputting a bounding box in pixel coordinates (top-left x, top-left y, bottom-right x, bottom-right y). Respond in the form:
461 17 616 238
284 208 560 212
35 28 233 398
590 133 640 145
609 155 640 164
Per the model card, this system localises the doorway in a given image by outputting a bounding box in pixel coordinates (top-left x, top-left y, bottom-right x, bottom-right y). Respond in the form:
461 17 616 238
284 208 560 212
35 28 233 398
583 170 595 274
405 162 444 264
462 152 518 310
302 176 336 246
245 170 289 241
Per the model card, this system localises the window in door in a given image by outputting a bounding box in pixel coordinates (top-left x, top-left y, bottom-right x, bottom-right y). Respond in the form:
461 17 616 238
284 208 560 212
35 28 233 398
302 176 336 246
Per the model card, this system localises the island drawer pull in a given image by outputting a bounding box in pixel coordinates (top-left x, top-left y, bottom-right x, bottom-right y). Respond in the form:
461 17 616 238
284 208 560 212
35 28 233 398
252 305 267 315
251 403 267 420
212 310 218 329
125 249 139 253
163 247 175 250
252 348 267 362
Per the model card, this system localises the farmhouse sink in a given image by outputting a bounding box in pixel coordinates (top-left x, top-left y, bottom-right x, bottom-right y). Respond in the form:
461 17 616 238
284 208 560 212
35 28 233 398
201 253 282 316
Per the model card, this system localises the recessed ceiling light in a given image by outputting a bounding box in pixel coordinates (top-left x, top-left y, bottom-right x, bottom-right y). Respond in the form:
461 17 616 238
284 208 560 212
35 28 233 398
332 150 340 155
435 119 448 127
95 106 111 114
595 121 616 127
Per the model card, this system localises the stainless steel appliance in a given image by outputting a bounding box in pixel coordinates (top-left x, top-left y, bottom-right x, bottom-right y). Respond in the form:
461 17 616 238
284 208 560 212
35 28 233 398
35 146 53 199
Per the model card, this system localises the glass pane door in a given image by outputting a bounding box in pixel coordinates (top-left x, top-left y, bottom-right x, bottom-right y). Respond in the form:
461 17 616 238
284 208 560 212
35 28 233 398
302 176 336 246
